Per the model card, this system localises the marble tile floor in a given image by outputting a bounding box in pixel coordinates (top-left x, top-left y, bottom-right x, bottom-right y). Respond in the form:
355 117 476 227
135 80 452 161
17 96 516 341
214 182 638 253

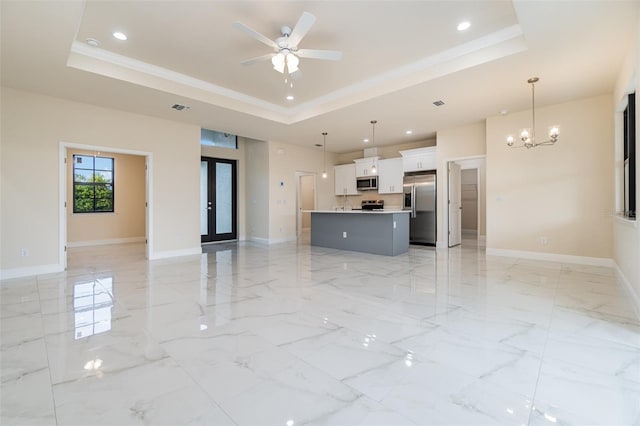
1 239 639 425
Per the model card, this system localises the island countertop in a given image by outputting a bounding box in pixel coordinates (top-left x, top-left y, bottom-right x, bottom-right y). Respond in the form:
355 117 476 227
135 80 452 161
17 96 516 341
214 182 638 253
304 210 410 214
310 210 409 256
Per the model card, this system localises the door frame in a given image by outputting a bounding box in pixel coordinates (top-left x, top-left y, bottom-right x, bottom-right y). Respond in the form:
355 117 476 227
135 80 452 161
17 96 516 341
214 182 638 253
59 142 153 268
201 156 238 243
295 171 317 237
448 161 462 247
441 155 485 249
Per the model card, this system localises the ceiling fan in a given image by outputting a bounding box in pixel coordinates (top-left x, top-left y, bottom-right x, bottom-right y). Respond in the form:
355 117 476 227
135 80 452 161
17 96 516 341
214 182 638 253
233 12 342 77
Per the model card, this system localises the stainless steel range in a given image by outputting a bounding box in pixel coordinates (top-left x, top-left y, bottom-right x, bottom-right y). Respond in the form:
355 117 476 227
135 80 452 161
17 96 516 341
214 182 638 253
361 199 384 211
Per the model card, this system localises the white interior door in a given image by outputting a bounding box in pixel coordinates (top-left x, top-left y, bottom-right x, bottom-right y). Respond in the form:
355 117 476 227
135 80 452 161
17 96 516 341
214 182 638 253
448 162 462 247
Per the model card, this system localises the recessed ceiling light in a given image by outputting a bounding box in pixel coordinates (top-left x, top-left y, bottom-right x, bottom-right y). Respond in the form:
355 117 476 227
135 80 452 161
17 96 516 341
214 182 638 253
286 95 294 101
500 109 509 115
363 138 369 143
314 143 323 147
405 130 413 135
86 38 100 47
171 104 190 111
113 31 127 41
457 21 471 31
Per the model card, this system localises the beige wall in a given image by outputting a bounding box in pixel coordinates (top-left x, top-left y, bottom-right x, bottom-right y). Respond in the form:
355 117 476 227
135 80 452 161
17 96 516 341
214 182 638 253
268 141 336 242
245 139 269 241
612 13 640 310
67 149 145 245
1 87 201 276
436 122 487 246
335 138 436 164
201 138 247 240
486 94 614 259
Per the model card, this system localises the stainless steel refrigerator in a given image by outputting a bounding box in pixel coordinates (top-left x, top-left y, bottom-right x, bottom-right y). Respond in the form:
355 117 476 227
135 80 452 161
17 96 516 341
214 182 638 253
403 172 436 245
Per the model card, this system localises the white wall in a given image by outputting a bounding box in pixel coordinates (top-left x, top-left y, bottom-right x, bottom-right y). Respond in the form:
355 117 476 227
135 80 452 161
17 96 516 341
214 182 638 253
67 149 146 245
1 87 201 278
612 13 640 314
486 94 614 261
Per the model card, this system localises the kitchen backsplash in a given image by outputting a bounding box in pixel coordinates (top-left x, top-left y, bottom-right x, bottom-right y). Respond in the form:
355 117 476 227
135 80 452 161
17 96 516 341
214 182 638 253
333 192 403 210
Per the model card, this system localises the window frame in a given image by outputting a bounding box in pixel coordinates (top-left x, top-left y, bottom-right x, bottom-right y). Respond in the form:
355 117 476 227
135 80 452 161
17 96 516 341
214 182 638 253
623 93 636 219
72 154 115 214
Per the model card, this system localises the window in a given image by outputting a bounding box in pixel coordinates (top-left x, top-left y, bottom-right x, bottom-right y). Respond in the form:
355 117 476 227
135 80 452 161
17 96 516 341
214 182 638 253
201 128 237 149
73 155 114 213
623 93 636 219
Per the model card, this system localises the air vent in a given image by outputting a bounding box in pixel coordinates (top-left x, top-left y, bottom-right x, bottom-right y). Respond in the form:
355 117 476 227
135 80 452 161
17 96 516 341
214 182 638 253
433 100 445 106
171 104 190 111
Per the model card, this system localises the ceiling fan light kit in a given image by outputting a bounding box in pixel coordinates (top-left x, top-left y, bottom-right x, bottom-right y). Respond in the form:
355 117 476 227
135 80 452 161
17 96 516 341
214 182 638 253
234 12 342 79
506 77 560 149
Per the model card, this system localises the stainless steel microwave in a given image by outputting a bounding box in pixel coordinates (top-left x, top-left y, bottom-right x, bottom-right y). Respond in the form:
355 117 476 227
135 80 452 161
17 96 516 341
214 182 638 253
356 176 378 191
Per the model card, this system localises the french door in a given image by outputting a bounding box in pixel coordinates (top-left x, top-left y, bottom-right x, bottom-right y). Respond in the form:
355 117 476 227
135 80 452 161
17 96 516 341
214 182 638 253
201 157 237 243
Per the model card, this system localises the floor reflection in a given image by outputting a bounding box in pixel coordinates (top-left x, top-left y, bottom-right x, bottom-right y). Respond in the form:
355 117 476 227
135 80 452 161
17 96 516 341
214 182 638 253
73 276 113 339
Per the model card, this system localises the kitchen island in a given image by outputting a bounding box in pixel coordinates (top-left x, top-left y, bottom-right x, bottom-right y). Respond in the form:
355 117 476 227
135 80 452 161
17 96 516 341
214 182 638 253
310 210 410 256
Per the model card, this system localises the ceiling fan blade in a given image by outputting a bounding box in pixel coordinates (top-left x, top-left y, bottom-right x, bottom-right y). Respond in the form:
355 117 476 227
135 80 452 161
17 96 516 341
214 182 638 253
233 22 278 49
240 53 275 65
290 69 303 80
287 12 316 47
296 49 343 61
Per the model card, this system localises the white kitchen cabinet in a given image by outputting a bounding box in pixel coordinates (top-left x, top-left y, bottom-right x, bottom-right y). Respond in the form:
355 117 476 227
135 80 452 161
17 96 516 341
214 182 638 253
353 157 379 177
334 163 359 195
399 147 437 172
377 157 404 194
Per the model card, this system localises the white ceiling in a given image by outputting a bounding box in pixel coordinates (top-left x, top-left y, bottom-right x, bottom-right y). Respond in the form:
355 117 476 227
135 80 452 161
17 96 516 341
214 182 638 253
1 1 638 153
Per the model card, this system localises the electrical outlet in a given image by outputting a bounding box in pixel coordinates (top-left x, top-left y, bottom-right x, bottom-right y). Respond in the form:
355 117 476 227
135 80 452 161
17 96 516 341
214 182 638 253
20 248 29 257
393 221 397 229
539 237 548 246
343 231 347 238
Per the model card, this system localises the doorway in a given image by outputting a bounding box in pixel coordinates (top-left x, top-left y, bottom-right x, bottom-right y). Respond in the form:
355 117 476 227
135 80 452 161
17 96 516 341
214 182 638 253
445 156 485 249
296 172 317 238
461 169 479 240
59 142 152 270
201 157 237 243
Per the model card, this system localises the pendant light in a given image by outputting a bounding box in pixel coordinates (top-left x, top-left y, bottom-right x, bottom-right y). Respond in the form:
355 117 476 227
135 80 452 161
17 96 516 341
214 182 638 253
322 132 328 179
506 77 559 149
370 120 378 174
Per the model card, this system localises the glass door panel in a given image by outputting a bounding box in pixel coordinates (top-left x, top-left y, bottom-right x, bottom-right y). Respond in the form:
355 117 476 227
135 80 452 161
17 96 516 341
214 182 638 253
201 157 237 243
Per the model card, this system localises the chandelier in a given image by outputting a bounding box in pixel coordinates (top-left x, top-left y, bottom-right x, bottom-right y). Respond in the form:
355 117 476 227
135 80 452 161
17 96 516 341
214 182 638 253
507 77 559 149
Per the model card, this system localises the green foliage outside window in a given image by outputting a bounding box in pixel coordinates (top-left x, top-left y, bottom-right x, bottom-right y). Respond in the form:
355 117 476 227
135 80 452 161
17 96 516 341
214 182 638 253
73 155 114 213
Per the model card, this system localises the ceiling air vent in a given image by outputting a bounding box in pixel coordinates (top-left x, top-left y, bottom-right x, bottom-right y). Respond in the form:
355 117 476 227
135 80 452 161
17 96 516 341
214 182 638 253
171 104 190 111
433 100 445 106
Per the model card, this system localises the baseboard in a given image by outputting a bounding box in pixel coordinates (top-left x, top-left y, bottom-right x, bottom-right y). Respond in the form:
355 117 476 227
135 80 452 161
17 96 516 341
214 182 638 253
67 237 145 248
614 262 640 320
485 248 614 267
247 237 269 245
267 236 297 245
149 247 202 260
0 263 64 281
246 236 297 245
